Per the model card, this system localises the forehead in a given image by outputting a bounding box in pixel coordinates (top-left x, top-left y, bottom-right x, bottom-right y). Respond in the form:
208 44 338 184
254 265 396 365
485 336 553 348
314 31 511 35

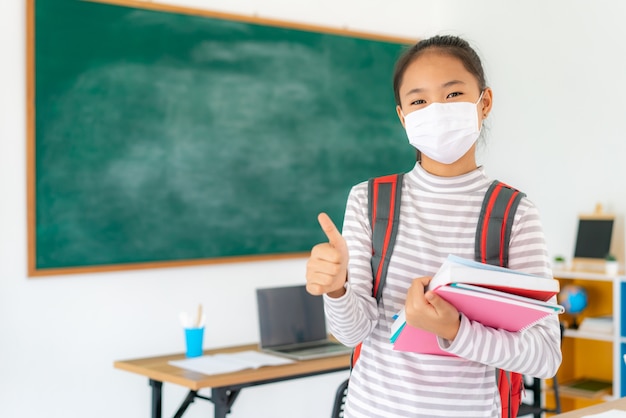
400 51 479 91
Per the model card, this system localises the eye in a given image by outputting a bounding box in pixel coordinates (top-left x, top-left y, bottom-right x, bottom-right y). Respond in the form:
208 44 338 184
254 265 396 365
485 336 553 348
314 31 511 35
409 99 427 106
446 92 463 99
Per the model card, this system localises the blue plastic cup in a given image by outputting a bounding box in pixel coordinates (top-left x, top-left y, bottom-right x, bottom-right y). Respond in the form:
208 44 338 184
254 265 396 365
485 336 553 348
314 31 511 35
184 327 204 358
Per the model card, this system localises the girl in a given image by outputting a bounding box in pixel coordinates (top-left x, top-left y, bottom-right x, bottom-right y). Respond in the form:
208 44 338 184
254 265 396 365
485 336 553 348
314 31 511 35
305 35 562 417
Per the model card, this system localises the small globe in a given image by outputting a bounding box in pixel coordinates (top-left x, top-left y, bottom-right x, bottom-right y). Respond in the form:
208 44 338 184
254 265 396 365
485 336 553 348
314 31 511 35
558 285 588 314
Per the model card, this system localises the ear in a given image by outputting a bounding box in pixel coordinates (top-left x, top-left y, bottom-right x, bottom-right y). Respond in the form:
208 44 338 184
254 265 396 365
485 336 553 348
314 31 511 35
396 105 406 128
480 87 493 120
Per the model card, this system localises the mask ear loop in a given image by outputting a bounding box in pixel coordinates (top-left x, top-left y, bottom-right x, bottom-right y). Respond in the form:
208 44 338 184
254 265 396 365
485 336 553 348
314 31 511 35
475 90 485 105
476 90 489 120
398 109 422 162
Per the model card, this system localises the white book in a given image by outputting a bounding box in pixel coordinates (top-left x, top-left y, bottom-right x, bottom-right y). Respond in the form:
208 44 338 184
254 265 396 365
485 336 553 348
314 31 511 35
169 350 294 375
578 315 614 334
427 254 560 302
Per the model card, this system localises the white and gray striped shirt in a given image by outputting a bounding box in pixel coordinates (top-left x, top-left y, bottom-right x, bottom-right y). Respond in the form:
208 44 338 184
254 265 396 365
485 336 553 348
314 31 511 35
324 162 562 418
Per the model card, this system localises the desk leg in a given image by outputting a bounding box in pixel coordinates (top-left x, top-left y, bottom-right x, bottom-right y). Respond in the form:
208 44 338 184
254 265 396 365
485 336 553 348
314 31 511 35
211 388 241 418
529 378 542 418
149 379 162 418
173 390 198 418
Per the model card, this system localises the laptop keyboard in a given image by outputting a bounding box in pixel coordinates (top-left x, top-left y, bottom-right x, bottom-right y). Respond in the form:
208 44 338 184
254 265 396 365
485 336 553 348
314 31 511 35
280 342 348 354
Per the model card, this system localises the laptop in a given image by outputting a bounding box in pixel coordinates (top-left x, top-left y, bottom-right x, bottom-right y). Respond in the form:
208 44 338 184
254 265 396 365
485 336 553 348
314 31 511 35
255 284 353 361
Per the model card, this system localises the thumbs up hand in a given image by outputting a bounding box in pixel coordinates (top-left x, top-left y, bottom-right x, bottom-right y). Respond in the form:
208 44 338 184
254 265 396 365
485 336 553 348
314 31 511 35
306 213 349 298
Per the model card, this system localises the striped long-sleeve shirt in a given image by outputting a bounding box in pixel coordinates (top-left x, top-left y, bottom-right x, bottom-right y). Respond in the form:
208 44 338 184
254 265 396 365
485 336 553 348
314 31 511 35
323 162 562 418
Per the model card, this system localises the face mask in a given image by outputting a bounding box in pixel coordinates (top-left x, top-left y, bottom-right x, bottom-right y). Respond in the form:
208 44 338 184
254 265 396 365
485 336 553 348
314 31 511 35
402 93 483 164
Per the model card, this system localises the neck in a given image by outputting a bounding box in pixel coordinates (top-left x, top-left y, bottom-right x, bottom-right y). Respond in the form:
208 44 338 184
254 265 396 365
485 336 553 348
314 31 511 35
420 155 478 177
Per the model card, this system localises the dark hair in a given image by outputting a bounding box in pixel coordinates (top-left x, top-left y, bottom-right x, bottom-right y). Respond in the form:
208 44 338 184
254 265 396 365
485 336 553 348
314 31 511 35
392 35 487 107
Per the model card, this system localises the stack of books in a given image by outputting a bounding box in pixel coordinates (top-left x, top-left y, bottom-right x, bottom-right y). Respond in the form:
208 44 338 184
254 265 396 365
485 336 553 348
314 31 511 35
578 315 614 335
559 377 613 399
390 254 564 356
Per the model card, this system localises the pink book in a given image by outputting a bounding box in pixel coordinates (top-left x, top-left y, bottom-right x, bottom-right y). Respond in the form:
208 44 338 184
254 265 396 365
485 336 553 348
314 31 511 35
391 284 564 356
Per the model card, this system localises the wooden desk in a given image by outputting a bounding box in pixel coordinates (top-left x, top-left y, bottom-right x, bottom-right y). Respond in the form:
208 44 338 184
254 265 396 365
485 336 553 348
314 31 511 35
114 343 351 418
553 397 626 417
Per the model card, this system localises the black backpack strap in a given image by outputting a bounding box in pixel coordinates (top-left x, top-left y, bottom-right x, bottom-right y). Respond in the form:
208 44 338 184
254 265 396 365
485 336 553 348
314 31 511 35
350 174 403 370
475 180 525 268
477 180 526 418
368 174 403 302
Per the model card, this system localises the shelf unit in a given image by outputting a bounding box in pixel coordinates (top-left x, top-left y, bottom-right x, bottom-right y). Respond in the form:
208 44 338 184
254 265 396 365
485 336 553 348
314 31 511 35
547 268 626 413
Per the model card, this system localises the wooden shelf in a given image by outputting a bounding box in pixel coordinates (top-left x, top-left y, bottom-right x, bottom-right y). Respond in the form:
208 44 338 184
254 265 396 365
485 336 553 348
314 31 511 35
547 388 615 402
551 271 624 414
553 269 623 282
564 329 614 342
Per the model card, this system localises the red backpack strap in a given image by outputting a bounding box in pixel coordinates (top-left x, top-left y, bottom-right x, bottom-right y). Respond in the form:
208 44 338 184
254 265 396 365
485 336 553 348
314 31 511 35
497 369 524 418
475 180 525 268
368 174 404 302
476 180 526 418
351 173 403 369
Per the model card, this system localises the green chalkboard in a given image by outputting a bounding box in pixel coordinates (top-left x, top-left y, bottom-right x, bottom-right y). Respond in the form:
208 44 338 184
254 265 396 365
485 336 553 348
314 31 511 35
30 0 415 274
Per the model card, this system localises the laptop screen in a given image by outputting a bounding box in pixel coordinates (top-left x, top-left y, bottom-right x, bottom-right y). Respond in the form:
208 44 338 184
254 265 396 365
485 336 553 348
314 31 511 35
256 284 328 348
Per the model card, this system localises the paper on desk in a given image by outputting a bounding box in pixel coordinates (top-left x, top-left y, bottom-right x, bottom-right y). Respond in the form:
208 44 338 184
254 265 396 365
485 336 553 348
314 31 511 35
169 350 294 375
583 410 626 418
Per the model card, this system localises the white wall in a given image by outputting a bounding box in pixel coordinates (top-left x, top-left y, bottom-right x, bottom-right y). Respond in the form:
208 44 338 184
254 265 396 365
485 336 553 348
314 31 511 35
2 1 626 417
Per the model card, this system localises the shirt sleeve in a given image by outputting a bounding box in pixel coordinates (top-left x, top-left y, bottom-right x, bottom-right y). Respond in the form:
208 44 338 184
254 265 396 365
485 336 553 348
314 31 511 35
323 182 380 347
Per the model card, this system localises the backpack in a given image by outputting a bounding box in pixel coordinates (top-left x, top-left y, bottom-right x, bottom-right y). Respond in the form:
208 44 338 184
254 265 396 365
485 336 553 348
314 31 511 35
352 173 525 418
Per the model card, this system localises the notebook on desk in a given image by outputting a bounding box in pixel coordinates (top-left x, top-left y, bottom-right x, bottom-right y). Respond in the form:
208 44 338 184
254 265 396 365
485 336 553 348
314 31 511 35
255 284 352 361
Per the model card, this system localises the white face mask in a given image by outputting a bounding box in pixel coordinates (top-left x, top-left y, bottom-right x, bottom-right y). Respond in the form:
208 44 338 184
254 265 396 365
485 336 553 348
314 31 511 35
402 93 483 164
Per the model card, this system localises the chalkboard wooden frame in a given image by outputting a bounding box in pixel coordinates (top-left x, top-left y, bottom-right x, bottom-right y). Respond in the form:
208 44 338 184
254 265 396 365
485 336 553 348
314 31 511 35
26 0 416 276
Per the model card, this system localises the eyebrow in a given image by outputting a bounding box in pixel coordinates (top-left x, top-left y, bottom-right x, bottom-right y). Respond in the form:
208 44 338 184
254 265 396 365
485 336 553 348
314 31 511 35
403 80 467 97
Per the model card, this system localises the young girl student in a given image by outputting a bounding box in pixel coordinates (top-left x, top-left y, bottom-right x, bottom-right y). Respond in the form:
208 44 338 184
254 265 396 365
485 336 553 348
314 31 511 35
305 35 562 417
